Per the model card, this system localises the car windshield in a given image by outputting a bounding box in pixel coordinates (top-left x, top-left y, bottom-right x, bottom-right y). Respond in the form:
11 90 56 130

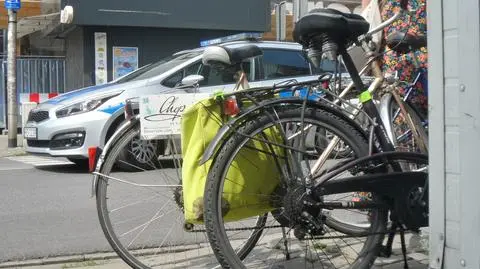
115 51 201 83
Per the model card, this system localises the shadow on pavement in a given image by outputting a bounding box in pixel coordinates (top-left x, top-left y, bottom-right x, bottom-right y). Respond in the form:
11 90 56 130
35 160 178 174
35 164 89 174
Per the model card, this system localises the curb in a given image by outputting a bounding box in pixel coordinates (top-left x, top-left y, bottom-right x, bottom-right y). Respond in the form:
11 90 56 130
0 147 27 158
0 252 120 268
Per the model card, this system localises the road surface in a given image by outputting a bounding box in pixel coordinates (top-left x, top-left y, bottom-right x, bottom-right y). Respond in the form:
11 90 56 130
0 155 183 263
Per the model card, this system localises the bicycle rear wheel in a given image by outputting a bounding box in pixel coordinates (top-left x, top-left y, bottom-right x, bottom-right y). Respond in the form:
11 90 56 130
95 122 265 268
204 105 388 269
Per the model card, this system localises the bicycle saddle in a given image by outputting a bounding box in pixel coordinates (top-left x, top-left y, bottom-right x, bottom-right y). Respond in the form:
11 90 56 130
202 45 263 67
385 31 427 52
293 8 370 46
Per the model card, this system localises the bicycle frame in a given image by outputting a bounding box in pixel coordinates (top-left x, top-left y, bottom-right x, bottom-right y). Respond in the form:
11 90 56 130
308 8 430 176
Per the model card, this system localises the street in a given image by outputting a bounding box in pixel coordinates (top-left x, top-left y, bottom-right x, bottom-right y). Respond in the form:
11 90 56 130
0 155 212 267
0 154 429 269
0 156 110 262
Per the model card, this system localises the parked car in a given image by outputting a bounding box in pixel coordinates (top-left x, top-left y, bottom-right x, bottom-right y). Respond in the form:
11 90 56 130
23 36 344 168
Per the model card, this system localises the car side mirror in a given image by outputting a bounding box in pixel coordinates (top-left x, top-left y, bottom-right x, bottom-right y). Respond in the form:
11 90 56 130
179 75 204 88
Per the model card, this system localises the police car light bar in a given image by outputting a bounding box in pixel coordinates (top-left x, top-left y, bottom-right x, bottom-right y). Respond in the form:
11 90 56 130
200 32 263 47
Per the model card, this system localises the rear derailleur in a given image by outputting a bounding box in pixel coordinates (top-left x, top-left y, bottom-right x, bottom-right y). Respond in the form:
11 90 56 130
293 211 327 240
274 185 327 240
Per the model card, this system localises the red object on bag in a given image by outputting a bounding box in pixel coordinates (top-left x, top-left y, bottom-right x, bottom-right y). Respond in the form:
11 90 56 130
223 97 240 116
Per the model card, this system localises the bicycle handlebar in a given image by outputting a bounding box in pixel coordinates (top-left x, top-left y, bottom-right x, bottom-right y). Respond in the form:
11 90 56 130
362 0 409 41
364 11 402 40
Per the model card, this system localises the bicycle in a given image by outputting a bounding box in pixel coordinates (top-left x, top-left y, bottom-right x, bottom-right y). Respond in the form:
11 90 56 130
90 79 269 268
200 2 429 269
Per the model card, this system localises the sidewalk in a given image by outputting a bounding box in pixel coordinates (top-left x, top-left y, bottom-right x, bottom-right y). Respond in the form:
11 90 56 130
0 240 429 269
1 255 429 269
0 134 27 157
0 215 430 269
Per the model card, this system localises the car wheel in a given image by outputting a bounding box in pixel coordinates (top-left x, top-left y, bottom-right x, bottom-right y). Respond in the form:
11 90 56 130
116 133 164 171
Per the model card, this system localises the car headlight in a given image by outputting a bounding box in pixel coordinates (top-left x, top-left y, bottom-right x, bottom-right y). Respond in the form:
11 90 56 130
56 92 123 118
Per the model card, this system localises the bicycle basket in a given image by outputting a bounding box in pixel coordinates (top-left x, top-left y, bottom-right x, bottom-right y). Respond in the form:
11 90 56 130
181 97 284 224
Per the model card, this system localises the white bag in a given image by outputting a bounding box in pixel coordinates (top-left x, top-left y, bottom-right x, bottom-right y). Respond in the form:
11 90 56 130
360 0 383 51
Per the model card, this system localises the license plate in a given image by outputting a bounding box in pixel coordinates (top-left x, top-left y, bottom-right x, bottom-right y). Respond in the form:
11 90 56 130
23 127 37 139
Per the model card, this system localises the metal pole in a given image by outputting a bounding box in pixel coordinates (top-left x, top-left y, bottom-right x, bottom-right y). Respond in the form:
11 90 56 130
293 0 308 22
275 2 287 41
6 9 17 148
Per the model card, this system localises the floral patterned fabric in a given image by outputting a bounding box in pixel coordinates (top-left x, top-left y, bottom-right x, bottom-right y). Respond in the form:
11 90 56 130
381 0 428 113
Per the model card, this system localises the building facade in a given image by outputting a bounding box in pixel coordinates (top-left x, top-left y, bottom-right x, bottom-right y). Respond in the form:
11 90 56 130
53 0 272 90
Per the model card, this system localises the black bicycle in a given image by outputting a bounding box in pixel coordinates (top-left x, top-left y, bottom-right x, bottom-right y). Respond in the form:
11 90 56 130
201 2 428 269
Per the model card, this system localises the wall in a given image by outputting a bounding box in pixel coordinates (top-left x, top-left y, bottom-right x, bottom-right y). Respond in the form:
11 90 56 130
81 26 244 86
64 27 85 91
263 14 295 41
429 0 480 268
28 31 65 56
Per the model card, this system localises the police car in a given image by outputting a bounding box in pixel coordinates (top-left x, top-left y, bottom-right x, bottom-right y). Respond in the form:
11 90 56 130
24 33 341 168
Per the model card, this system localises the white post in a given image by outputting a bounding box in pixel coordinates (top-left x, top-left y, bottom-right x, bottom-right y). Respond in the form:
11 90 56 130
6 8 17 148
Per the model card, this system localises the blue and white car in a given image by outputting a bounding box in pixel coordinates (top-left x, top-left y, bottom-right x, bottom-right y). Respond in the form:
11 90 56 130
24 36 341 167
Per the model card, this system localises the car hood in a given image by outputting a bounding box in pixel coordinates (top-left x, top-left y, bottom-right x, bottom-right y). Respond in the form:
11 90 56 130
42 80 147 107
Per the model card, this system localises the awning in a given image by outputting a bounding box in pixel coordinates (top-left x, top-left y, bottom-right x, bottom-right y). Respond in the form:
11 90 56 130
17 12 60 38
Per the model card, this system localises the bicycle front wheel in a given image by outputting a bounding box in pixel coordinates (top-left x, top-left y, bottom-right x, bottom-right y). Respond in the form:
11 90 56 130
96 123 265 268
204 105 388 269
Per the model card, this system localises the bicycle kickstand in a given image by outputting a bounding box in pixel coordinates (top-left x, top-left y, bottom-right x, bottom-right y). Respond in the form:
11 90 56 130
281 226 291 260
399 227 409 269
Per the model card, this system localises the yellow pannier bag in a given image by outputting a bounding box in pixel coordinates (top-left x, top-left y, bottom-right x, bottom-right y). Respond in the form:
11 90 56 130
181 97 284 224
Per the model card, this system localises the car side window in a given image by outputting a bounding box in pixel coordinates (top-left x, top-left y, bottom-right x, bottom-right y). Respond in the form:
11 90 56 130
161 62 202 88
161 60 253 88
257 49 311 81
197 60 253 87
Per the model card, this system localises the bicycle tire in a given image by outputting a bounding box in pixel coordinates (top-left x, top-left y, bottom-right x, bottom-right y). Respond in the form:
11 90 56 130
97 126 151 269
390 99 428 154
204 106 388 269
96 125 266 269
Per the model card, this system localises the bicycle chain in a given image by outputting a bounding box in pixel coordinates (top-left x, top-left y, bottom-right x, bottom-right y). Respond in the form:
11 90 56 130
188 224 283 233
